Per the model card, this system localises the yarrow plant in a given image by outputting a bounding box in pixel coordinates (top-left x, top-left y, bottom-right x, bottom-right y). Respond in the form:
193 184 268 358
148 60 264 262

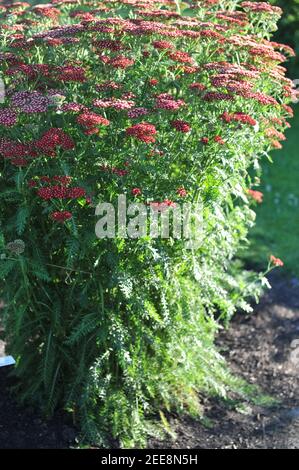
0 0 293 447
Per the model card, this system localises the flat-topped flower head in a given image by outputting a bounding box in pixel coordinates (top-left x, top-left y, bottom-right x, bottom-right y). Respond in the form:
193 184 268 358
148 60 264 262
11 91 50 113
0 109 17 127
126 122 157 143
171 120 191 133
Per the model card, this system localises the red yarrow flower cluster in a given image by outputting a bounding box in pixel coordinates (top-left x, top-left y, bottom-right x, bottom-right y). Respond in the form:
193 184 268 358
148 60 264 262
77 112 110 135
155 93 185 111
11 157 28 167
203 91 234 102
105 55 134 69
131 188 142 196
127 107 149 119
33 6 61 19
0 138 35 159
50 211 73 223
248 189 263 203
126 122 157 144
93 98 135 110
221 112 257 127
148 78 158 86
270 255 284 267
96 81 122 91
189 82 206 93
100 165 129 177
56 65 87 82
214 135 225 145
37 185 86 200
61 102 87 113
168 50 194 64
36 128 75 156
149 200 176 212
94 39 124 52
241 1 282 15
176 187 188 197
30 175 72 187
5 63 50 80
152 40 174 50
171 120 191 133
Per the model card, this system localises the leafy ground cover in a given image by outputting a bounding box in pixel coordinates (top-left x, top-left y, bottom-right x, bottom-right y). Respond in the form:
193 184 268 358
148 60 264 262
1 274 299 449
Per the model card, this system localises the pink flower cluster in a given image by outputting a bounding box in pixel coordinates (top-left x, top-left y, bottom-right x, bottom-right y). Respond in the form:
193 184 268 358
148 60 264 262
155 93 185 111
11 91 51 113
0 109 17 127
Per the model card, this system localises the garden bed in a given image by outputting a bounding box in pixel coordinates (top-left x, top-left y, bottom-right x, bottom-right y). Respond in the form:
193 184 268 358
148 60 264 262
1 275 298 449
0 0 296 447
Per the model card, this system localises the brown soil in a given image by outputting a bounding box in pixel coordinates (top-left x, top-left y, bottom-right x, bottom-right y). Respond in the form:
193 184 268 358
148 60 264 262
150 274 299 449
1 275 299 449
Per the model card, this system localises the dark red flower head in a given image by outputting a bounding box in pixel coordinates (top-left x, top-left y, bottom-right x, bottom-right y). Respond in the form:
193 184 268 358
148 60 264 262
171 120 191 133
50 211 73 223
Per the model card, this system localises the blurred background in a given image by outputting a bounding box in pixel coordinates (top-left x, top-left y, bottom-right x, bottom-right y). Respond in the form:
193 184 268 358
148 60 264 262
248 0 299 277
1 0 298 276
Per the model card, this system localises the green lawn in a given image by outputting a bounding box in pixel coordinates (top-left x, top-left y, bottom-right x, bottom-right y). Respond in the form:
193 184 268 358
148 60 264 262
248 107 299 277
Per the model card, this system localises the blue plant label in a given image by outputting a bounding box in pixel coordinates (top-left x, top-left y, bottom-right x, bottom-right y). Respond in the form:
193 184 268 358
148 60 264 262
0 356 16 368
